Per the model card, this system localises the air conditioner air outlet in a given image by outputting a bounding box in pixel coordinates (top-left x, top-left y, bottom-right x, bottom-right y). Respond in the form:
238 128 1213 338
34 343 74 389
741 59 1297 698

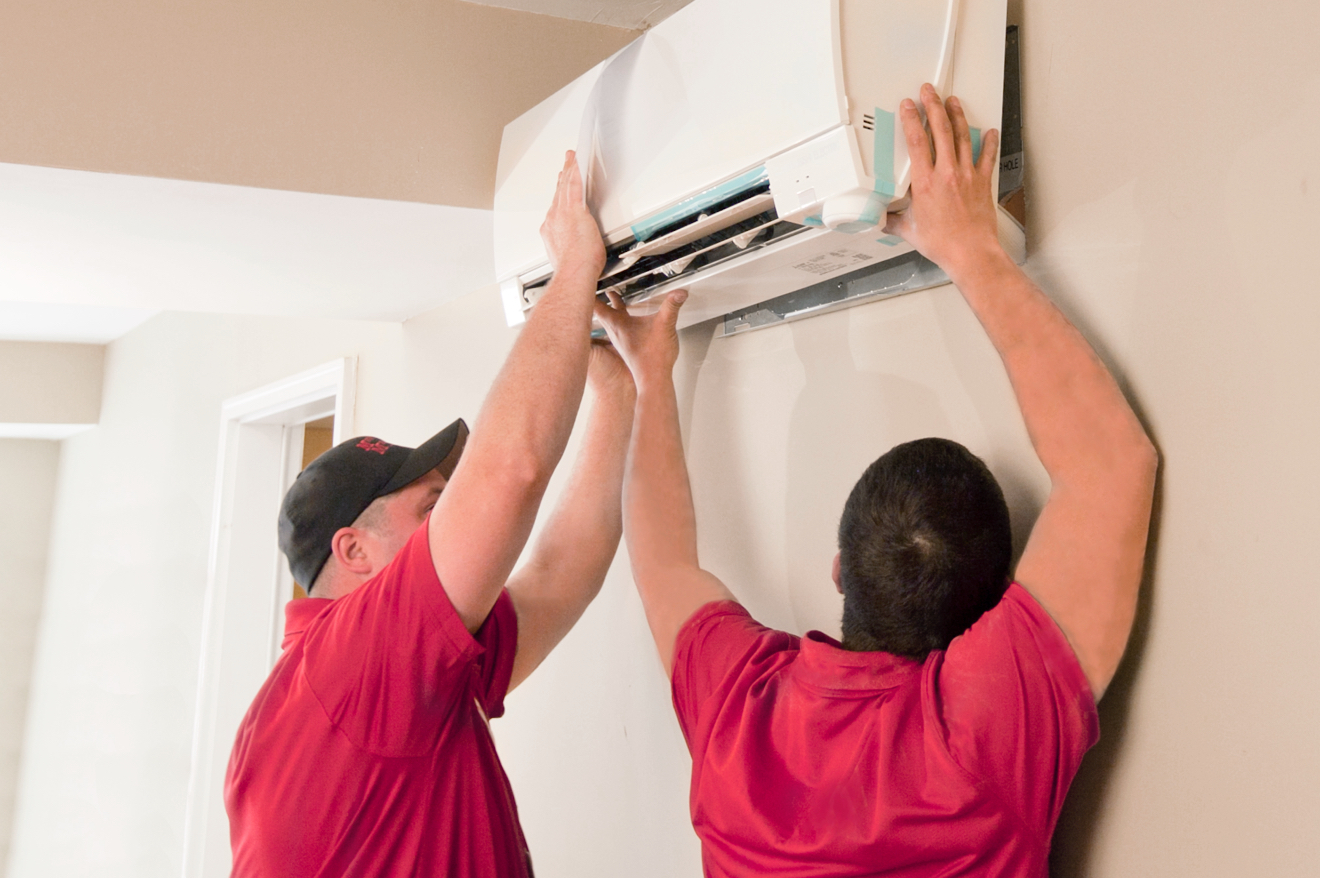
604 219 810 305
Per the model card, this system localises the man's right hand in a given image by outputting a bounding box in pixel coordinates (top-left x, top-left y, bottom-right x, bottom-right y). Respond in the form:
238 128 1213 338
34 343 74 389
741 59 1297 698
540 150 606 283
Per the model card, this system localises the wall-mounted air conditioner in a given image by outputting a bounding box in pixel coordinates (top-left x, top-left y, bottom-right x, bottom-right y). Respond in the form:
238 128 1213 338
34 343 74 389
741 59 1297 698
493 0 1021 330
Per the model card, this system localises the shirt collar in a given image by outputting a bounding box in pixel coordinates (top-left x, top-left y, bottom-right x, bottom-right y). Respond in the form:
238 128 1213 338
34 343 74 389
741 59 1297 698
793 629 924 693
282 598 334 648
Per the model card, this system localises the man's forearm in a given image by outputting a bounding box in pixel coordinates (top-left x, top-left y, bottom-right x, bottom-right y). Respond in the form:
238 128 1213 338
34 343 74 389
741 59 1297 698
624 374 734 674
505 380 633 689
592 289 733 674
945 248 1155 482
522 379 633 595
427 153 609 633
626 377 699 573
468 269 598 490
882 86 1157 695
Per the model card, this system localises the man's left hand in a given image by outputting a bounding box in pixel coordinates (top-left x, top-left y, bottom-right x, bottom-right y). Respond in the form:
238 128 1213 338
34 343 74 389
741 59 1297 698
593 289 688 393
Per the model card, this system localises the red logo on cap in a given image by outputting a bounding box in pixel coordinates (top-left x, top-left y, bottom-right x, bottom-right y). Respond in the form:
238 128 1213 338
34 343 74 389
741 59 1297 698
357 438 390 455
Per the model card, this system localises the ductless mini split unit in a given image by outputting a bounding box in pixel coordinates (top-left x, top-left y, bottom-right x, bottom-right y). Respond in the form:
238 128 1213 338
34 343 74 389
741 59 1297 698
492 0 1021 332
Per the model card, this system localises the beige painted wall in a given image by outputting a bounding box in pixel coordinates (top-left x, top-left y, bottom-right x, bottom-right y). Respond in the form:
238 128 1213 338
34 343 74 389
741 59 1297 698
0 342 103 427
0 1 635 208
1012 2 1320 872
0 440 60 874
7 0 1320 876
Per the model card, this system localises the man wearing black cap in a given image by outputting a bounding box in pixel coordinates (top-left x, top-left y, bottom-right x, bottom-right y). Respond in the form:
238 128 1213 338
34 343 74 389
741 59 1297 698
224 153 627 878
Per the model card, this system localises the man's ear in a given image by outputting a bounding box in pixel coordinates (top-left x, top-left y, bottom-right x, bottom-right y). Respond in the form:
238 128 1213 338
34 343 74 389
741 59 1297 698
832 552 843 595
329 527 374 576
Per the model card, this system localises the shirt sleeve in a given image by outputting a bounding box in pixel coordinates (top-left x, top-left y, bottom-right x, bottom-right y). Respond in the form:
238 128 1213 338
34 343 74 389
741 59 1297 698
299 522 518 757
671 600 795 749
935 583 1099 835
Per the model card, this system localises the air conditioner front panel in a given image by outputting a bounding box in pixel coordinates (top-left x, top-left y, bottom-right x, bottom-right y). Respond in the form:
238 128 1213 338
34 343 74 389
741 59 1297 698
585 0 842 237
494 61 610 282
493 0 843 282
493 0 1012 329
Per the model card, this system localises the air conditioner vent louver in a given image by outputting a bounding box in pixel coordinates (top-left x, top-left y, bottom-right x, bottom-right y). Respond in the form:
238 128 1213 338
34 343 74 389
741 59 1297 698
625 179 772 247
604 218 808 305
521 178 812 308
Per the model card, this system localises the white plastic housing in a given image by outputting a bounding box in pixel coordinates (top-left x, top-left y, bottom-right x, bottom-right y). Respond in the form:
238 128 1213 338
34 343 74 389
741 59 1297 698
493 0 1015 329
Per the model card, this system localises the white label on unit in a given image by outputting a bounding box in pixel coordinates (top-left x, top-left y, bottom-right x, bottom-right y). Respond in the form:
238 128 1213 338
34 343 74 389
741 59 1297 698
792 248 876 276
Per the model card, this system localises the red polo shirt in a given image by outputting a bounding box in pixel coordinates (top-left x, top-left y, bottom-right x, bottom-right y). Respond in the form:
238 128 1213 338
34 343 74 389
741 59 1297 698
672 584 1099 877
225 524 529 878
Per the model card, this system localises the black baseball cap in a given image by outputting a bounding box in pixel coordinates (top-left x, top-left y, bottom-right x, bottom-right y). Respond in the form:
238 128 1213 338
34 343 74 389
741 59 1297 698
278 419 468 590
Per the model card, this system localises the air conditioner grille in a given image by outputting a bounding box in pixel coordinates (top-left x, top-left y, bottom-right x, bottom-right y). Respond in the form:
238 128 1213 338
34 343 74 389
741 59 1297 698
609 218 809 305
521 177 815 309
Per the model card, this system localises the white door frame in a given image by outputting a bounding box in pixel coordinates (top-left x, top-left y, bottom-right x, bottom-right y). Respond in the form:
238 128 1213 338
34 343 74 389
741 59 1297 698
181 358 356 878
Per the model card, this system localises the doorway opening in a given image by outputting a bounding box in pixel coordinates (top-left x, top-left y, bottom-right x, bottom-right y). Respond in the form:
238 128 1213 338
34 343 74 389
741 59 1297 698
289 415 336 600
181 358 356 878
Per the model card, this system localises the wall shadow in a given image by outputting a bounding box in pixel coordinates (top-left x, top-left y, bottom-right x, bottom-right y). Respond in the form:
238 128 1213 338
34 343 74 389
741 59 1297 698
671 316 794 623
781 302 954 636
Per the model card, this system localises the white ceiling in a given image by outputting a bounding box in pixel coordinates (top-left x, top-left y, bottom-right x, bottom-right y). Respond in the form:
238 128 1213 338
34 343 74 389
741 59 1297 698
0 301 158 345
0 162 496 343
459 0 692 29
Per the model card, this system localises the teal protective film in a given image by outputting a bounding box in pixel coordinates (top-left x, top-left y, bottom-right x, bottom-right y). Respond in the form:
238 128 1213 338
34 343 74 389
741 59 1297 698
873 108 897 197
970 127 982 164
630 166 770 242
857 190 888 227
877 235 903 246
802 214 825 227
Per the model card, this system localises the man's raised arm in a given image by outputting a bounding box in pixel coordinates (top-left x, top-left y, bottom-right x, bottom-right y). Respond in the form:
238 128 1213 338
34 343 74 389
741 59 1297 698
595 291 736 677
429 152 607 633
888 85 1158 698
504 343 635 691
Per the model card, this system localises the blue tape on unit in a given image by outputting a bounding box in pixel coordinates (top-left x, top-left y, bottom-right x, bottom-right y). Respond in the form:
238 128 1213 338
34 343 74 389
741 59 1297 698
630 166 770 242
873 108 897 198
802 214 825 227
970 127 982 164
857 191 888 228
877 235 903 246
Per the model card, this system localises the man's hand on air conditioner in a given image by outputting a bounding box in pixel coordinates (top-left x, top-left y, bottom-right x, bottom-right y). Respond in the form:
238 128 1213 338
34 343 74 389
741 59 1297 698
540 150 607 286
883 84 1003 283
592 289 688 394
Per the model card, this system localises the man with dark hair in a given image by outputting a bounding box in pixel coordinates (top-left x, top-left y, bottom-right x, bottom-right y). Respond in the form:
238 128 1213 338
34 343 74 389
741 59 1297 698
225 153 626 877
836 437 1013 658
596 84 1158 876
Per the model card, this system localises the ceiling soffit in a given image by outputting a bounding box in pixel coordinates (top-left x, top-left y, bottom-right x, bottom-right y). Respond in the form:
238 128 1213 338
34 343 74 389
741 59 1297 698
457 0 694 29
0 0 637 209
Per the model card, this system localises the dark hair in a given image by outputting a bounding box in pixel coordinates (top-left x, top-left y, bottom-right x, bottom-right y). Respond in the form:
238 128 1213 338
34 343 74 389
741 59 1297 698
836 438 1011 658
